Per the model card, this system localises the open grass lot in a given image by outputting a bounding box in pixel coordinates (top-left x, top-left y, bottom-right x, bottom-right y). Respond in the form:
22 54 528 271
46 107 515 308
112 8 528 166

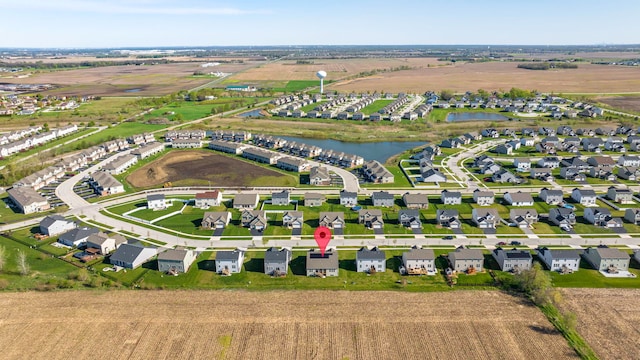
143 97 270 122
329 61 640 93
560 288 640 360
2 62 258 97
0 289 578 360
126 150 296 189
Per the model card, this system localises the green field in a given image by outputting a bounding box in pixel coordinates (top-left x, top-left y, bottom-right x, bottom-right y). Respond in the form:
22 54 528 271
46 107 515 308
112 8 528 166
360 99 394 115
143 98 270 122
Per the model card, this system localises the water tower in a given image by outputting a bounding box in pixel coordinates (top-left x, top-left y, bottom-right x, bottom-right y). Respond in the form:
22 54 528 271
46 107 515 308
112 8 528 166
316 70 327 94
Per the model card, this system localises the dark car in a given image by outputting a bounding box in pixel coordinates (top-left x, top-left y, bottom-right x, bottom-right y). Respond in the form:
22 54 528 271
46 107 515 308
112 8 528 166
442 236 454 240
496 241 507 246
510 241 522 246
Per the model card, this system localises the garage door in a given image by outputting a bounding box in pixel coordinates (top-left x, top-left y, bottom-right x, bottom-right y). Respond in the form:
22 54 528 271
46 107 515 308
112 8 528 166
373 224 382 229
334 223 342 228
410 223 420 229
293 223 301 229
216 224 224 229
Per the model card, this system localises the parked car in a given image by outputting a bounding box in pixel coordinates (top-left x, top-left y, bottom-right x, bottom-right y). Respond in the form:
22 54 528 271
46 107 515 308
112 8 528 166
510 241 522 246
496 241 507 246
442 236 454 240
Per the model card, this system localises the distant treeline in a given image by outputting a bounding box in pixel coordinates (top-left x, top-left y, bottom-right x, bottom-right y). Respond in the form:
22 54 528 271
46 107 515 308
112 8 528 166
0 60 171 70
517 62 578 70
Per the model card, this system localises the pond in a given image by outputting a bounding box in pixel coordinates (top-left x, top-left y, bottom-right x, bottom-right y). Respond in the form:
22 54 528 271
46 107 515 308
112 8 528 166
278 136 426 163
238 109 265 117
446 112 509 122
124 88 142 93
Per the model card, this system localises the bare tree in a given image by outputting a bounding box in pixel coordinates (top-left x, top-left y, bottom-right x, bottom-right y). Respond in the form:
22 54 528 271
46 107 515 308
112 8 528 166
0 245 6 272
17 251 30 276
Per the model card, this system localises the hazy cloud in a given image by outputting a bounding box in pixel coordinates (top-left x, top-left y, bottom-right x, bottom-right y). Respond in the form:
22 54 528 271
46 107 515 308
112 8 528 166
0 0 271 15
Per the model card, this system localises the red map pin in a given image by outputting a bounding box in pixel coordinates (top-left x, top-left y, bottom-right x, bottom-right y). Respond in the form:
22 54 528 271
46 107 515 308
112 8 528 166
314 226 332 256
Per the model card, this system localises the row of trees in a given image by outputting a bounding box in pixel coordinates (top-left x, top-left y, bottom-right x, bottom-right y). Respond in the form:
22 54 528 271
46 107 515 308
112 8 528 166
439 87 538 101
517 62 578 70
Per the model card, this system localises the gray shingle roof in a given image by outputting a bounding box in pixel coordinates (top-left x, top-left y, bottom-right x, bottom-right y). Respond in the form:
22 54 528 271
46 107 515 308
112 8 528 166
264 247 291 262
356 247 386 260
158 249 190 261
60 227 99 242
216 250 243 261
306 249 338 269
39 215 67 228
404 248 435 260
147 194 165 201
110 243 154 264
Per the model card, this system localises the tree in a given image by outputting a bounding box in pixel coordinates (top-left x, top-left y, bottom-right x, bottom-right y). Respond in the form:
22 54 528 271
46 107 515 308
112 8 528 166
17 251 30 276
440 89 454 101
0 245 6 273
514 262 556 305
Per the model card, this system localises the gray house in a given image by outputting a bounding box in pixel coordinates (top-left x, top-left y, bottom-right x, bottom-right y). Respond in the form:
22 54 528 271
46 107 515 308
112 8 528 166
39 215 76 237
271 190 290 206
624 208 640 224
473 189 495 206
582 246 630 273
436 209 461 229
157 248 196 274
233 193 259 209
509 209 539 227
398 209 422 229
304 192 325 207
356 247 386 273
441 190 462 205
549 208 577 227
340 190 358 207
472 208 500 229
110 243 157 270
264 247 291 276
371 191 395 207
606 186 634 204
492 248 533 272
448 247 484 273
58 227 99 247
306 249 339 277
571 188 597 207
539 188 564 205
319 212 345 229
536 247 580 273
201 211 231 230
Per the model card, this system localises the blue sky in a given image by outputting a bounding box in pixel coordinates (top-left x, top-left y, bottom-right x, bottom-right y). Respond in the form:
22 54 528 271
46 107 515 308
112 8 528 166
1 0 638 48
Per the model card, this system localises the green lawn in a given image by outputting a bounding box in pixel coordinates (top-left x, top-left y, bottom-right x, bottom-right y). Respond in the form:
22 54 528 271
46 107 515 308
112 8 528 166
360 100 394 115
128 201 186 221
144 98 270 122
0 194 67 224
549 259 640 288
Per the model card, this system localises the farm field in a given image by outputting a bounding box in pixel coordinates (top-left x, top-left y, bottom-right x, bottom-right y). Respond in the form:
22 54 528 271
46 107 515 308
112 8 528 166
596 95 640 114
1 62 257 97
126 150 296 188
329 61 640 93
0 290 578 360
560 288 640 360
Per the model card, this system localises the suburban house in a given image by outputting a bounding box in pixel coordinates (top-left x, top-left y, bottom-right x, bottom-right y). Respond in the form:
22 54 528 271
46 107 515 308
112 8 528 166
624 208 640 224
233 193 260 209
215 249 245 274
358 209 384 229
582 246 630 273
264 247 291 276
606 186 634 204
538 156 560 168
147 194 169 210
539 188 564 205
356 247 386 273
319 212 345 229
514 158 531 172
398 209 422 229
436 209 461 229
304 192 325 207
201 211 231 230
441 190 462 205
402 247 436 275
240 210 268 231
242 147 280 164
362 160 394 183
7 186 50 214
103 154 138 175
85 232 126 255
549 208 577 227
282 211 304 229
194 191 223 208
448 247 484 273
402 193 429 209
510 209 539 227
130 142 164 159
276 157 310 172
583 207 623 228
109 243 157 269
536 247 581 273
209 140 246 154
309 166 331 186
171 138 202 149
371 191 395 207
39 215 76 236
306 249 339 277
473 189 495 206
271 190 290 206
618 155 640 167
618 166 640 181
157 248 196 274
571 188 597 207
339 190 358 207
492 169 519 183
472 208 500 229
58 227 100 247
89 172 125 196
492 248 533 272
530 168 554 182
503 191 534 206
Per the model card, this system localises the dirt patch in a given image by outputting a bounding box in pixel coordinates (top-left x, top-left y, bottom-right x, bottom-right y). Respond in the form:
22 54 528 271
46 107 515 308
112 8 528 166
328 62 640 93
126 150 291 188
597 96 640 114
0 290 577 360
560 288 640 360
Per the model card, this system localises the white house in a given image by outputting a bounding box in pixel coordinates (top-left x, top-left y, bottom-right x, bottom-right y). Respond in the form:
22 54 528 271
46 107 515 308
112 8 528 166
402 247 435 275
536 247 580 273
216 249 245 274
356 247 386 273
194 190 223 208
448 248 484 273
58 227 100 247
492 248 533 272
110 243 157 269
147 194 169 210
85 232 127 255
39 215 76 236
